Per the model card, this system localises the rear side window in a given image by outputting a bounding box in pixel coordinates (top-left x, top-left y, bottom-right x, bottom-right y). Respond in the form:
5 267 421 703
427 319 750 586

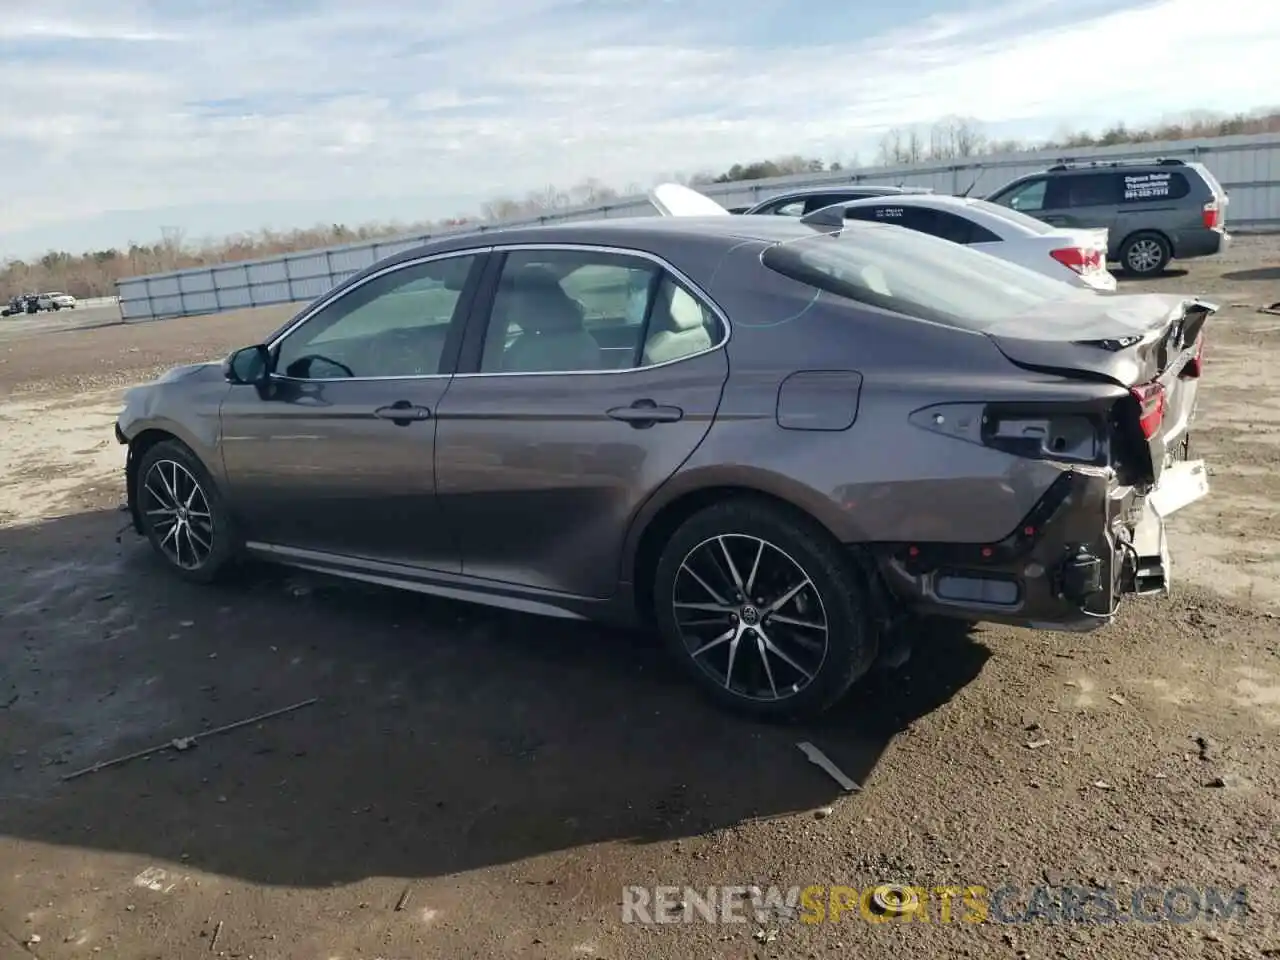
1119 170 1190 202
760 223 1089 332
844 205 999 244
1189 163 1225 197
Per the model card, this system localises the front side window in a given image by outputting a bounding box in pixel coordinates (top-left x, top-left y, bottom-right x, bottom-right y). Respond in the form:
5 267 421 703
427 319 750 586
478 249 723 374
994 178 1048 213
274 254 479 379
767 199 806 217
762 222 1092 332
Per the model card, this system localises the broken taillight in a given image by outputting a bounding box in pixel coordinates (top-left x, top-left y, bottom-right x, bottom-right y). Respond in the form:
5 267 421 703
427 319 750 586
1181 334 1206 378
1050 247 1102 274
1202 200 1222 230
1130 381 1167 439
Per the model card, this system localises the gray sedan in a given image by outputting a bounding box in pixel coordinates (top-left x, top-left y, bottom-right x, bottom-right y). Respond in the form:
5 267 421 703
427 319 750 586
116 205 1212 719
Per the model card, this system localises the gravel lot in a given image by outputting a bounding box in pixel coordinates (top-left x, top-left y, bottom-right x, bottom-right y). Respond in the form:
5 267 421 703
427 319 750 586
2 241 1279 959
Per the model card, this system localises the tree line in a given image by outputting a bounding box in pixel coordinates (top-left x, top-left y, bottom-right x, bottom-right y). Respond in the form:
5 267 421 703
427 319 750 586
4 108 1277 301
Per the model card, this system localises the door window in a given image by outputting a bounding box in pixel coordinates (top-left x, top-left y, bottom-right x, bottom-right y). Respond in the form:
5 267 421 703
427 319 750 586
996 178 1049 212
477 249 723 374
1063 173 1121 207
274 254 480 379
766 198 806 217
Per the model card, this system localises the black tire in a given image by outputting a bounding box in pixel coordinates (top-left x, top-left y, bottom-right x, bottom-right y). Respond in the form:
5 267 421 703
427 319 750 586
1120 231 1171 276
133 438 238 583
652 498 880 721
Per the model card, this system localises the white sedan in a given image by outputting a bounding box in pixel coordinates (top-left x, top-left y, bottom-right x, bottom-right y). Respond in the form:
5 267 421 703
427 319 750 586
37 292 77 310
821 194 1117 292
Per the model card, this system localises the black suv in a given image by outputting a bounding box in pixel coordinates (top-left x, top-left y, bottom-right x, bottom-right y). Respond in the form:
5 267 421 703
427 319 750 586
985 157 1229 276
740 184 933 217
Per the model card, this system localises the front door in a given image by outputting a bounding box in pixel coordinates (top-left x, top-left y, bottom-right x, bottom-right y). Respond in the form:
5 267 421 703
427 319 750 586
434 246 729 599
218 251 486 571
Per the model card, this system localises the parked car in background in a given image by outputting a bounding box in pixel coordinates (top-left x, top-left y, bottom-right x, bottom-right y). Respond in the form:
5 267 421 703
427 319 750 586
37 291 77 310
116 184 1212 719
739 184 933 217
984 158 1229 276
1 296 23 317
820 194 1117 291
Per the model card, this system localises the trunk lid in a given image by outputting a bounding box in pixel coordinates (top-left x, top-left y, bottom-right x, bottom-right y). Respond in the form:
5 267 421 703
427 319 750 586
648 182 731 217
983 293 1215 482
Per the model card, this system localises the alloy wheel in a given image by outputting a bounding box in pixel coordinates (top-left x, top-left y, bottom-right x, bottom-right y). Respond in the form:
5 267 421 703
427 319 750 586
671 534 830 702
140 459 215 570
1126 238 1164 273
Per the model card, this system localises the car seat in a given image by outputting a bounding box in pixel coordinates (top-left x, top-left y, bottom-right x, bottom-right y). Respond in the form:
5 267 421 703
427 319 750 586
642 282 713 366
499 266 602 373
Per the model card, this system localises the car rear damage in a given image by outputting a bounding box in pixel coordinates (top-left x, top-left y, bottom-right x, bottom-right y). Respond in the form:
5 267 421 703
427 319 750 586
876 294 1214 631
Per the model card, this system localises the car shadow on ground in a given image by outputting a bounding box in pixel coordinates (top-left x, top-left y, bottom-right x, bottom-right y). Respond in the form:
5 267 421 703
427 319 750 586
1114 268 1189 282
1221 266 1280 283
0 508 990 889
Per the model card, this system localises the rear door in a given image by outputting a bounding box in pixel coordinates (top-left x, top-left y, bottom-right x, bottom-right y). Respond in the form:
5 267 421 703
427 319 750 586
433 244 729 599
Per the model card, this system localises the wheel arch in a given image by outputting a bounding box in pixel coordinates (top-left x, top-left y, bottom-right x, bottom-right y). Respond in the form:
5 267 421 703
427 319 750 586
624 468 862 627
1117 227 1173 263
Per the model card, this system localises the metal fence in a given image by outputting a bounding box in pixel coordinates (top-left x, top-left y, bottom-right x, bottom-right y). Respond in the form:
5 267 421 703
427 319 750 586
117 131 1280 322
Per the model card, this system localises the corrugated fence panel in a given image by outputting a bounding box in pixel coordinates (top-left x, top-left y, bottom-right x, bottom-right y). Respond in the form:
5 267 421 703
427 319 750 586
116 133 1280 322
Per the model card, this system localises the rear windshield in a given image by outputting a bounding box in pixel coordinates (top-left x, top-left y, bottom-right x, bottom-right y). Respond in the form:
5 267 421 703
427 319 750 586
967 199 1057 235
761 221 1092 331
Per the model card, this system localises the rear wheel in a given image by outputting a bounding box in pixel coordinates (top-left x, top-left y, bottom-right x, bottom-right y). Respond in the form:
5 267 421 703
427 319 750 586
133 439 237 583
1120 232 1171 276
652 498 879 720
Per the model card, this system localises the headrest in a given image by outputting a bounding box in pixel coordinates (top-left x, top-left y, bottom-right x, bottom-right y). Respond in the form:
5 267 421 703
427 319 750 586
667 285 706 331
500 265 583 332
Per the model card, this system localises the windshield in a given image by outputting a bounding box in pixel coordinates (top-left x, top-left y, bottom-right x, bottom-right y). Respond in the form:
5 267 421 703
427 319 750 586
967 199 1058 235
761 220 1092 331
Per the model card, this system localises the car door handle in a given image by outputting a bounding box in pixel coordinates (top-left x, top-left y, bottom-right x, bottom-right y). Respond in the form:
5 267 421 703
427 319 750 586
373 400 432 425
606 399 684 427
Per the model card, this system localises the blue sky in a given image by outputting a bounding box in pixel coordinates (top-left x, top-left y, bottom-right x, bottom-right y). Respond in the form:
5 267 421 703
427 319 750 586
2 0 1278 259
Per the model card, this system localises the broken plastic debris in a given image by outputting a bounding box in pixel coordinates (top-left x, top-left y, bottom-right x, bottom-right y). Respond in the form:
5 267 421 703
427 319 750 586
796 741 860 792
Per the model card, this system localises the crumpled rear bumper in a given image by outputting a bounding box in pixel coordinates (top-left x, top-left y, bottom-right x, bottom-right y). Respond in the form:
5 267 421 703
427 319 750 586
871 457 1209 633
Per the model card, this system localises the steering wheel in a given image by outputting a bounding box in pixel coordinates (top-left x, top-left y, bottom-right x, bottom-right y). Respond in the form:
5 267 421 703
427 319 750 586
285 354 355 379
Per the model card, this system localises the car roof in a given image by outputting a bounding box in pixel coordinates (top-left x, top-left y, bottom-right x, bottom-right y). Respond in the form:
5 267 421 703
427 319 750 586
389 214 835 260
754 184 928 199
837 194 981 210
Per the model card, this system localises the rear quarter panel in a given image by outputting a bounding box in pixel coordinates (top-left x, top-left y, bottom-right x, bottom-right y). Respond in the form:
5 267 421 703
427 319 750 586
642 245 1090 548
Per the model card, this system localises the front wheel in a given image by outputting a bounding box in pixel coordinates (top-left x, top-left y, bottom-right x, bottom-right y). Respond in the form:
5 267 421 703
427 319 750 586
652 498 880 720
133 439 237 583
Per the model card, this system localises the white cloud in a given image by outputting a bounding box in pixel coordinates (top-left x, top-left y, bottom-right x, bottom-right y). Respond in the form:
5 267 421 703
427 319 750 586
1 0 1279 255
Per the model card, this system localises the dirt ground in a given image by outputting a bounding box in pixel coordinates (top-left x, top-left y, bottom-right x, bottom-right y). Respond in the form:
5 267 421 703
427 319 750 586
1 242 1279 960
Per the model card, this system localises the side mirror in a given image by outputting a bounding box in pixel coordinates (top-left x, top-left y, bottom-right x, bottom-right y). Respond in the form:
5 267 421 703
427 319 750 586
223 344 271 386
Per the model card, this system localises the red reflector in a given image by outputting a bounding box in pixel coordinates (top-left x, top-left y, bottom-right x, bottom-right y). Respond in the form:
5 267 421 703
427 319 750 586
1130 381 1167 439
908 546 919 557
981 547 993 558
1023 526 1035 536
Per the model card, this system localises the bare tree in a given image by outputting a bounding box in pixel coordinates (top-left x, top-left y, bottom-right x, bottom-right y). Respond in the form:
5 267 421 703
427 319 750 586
905 128 924 164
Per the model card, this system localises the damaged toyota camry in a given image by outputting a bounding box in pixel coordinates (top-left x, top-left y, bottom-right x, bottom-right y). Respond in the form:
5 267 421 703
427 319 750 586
115 186 1212 719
